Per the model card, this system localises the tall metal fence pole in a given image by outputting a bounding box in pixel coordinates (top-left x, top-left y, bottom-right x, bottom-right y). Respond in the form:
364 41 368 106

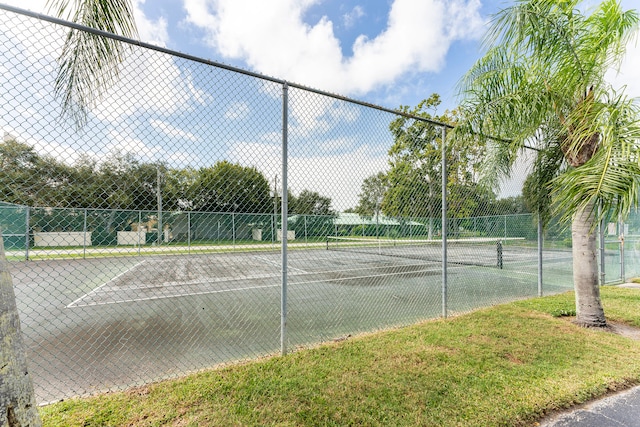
138 211 142 256
441 126 448 319
599 213 605 285
83 209 88 259
188 212 191 254
280 82 289 355
24 207 30 261
157 167 162 246
620 218 625 283
537 213 543 297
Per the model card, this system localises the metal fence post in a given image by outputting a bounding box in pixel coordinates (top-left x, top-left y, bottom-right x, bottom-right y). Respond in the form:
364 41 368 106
599 213 605 285
24 207 30 261
537 212 543 297
281 82 289 355
138 210 142 256
620 218 625 283
157 167 162 246
504 215 507 238
188 211 191 254
441 126 448 319
232 213 236 247
83 209 88 259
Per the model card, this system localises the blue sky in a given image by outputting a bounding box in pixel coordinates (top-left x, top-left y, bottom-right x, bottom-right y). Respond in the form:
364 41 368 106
135 0 490 112
134 0 639 111
5 0 639 117
1 0 639 210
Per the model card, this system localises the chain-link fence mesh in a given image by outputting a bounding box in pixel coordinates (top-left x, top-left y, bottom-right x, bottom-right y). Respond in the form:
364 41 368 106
0 6 635 404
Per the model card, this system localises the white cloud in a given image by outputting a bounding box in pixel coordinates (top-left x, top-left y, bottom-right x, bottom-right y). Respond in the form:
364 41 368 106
319 137 355 153
150 120 199 141
1 0 207 123
106 129 164 160
288 89 361 138
2 0 168 46
224 102 250 119
91 48 212 121
343 5 364 29
182 0 483 96
227 141 387 210
132 0 170 46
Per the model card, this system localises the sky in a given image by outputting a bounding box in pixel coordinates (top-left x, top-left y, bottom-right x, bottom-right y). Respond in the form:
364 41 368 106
1 0 639 210
74 0 640 110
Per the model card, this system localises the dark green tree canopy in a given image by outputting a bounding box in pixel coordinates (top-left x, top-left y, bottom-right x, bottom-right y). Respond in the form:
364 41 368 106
0 141 275 215
290 190 334 216
191 161 271 213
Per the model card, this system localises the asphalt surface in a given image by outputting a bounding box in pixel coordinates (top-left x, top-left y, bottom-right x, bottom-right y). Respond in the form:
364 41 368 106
540 385 640 427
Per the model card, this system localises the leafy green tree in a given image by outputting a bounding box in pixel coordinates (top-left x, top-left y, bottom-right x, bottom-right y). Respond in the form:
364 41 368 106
456 0 640 327
0 140 41 206
164 167 198 211
383 95 489 237
355 172 388 218
384 96 444 220
491 195 529 215
292 190 334 216
192 161 271 213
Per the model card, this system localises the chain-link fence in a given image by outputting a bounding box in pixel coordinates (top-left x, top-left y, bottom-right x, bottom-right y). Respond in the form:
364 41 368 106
0 5 636 404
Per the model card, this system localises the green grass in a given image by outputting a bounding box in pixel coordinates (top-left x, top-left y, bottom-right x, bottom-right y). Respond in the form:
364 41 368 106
40 286 640 427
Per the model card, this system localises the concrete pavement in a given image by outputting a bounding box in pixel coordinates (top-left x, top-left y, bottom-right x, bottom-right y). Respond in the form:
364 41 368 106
540 385 640 427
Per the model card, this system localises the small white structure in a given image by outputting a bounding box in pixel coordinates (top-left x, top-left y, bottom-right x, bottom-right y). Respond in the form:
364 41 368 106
34 232 92 247
252 229 262 241
117 231 146 245
277 229 295 241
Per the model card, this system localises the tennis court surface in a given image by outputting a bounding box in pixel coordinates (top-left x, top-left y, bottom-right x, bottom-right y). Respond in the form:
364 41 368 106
11 238 572 402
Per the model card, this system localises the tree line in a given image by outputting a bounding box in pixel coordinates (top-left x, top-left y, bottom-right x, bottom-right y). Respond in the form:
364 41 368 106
0 139 335 216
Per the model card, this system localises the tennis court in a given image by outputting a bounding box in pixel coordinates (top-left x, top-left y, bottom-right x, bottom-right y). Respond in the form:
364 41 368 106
10 238 571 402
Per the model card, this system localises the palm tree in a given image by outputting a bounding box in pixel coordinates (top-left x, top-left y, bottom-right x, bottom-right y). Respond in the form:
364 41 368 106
1 2 137 424
1 236 41 426
455 0 640 327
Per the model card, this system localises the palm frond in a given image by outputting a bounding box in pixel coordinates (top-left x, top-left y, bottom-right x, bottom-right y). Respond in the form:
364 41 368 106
552 94 640 225
48 0 138 128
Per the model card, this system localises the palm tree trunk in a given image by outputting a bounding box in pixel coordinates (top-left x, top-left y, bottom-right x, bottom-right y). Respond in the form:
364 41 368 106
572 203 606 327
0 233 41 426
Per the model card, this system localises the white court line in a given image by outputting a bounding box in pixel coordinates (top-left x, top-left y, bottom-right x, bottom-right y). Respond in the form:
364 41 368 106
94 272 290 292
70 267 444 307
67 255 484 308
71 283 282 307
66 260 146 308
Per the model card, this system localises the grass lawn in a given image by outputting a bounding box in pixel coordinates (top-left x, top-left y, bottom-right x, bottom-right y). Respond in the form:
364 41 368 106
40 287 640 426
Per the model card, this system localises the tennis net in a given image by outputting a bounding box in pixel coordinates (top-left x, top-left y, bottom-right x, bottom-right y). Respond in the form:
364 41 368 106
326 236 524 268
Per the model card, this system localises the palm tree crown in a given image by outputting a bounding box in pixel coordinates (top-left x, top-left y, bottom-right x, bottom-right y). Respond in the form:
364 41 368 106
455 0 640 327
